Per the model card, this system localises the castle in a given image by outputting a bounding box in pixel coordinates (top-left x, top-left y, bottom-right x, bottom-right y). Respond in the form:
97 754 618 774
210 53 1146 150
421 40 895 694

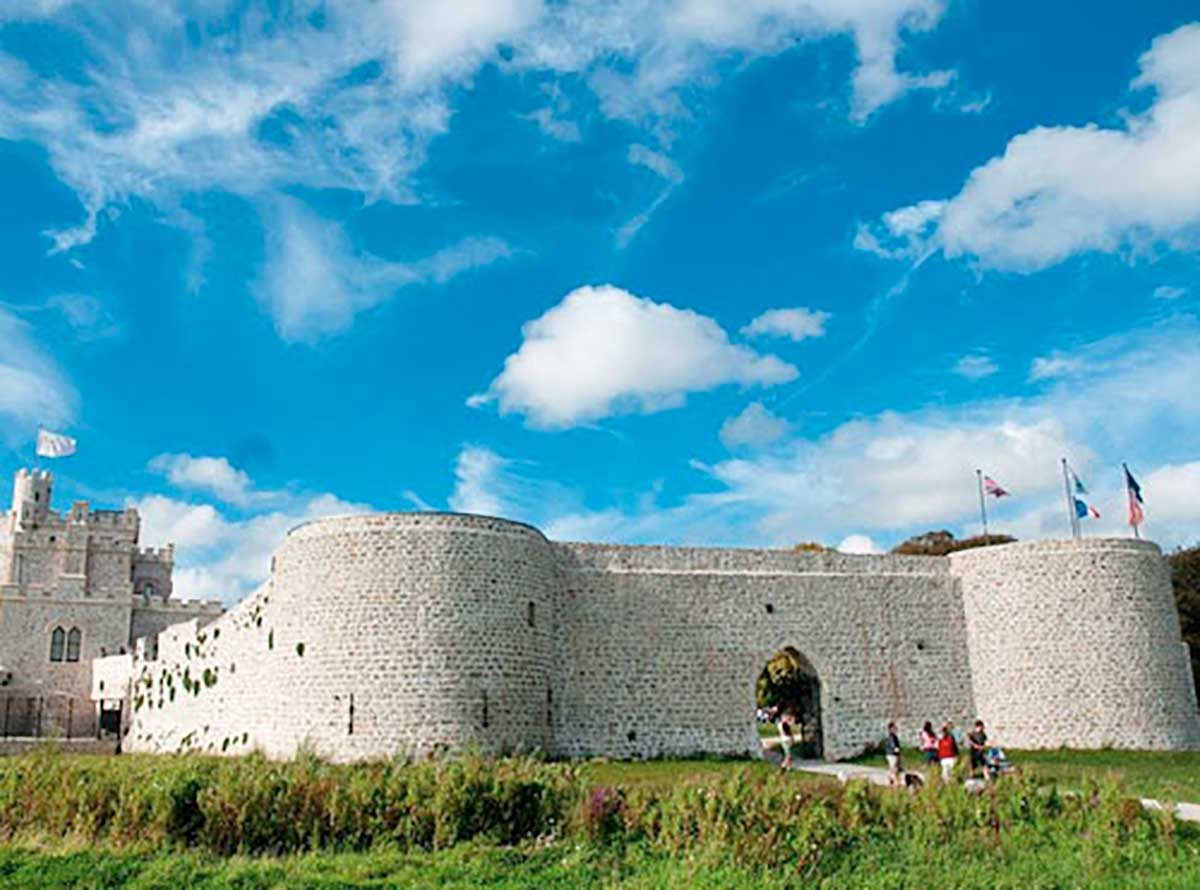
0 470 221 736
5 469 1198 760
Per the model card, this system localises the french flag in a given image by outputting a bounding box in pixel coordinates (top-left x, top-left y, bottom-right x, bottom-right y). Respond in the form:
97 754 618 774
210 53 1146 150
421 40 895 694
1125 464 1144 528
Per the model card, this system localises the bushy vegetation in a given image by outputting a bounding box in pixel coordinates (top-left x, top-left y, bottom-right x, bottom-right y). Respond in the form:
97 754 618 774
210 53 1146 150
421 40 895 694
0 749 1197 887
891 530 1017 556
1169 544 1200 703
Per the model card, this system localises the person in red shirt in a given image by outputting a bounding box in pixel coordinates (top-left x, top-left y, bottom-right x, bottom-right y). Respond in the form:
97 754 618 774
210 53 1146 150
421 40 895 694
936 722 959 782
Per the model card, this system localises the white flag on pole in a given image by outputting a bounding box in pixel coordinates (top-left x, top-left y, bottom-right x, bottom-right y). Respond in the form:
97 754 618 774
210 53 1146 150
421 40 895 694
36 429 77 458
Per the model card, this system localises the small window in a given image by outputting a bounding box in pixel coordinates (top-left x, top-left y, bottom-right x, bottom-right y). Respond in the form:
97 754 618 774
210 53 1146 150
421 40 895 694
527 602 535 628
143 582 155 602
66 628 82 662
49 627 65 662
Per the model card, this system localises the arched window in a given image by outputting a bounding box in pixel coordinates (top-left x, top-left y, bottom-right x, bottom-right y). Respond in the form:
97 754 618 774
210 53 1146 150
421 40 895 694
49 627 65 662
66 628 82 663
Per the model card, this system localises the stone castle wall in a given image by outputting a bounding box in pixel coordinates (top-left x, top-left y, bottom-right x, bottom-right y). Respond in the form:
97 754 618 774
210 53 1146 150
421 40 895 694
552 542 973 761
953 538 1200 750
118 514 1200 761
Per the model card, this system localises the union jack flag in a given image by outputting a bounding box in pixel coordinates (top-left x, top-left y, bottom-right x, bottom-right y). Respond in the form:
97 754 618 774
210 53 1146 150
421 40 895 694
983 476 1009 498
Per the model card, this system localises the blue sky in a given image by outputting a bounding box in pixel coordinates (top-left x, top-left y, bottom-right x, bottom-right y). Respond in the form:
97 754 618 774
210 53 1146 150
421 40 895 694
2 1 1199 603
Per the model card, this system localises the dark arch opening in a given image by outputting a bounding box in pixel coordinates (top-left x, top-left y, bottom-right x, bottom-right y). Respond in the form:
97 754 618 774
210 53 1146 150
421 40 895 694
756 646 823 760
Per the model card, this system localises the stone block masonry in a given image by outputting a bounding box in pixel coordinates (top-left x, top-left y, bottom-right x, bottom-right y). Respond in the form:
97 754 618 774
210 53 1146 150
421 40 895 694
116 513 1200 761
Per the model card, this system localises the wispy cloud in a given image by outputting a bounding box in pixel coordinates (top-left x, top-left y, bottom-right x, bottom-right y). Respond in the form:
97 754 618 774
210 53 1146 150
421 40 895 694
0 0 957 257
254 199 512 341
952 354 998 380
0 306 76 445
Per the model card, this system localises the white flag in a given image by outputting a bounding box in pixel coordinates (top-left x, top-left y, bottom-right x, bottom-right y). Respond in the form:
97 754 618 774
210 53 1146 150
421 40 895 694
36 429 77 458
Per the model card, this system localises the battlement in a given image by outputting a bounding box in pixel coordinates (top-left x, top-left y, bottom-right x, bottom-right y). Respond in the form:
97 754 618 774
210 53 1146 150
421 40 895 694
134 598 222 613
135 545 175 563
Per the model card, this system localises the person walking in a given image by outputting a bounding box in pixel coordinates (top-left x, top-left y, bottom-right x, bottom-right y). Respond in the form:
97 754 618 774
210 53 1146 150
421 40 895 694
967 720 988 778
919 721 938 768
885 722 903 787
936 723 959 783
777 709 795 770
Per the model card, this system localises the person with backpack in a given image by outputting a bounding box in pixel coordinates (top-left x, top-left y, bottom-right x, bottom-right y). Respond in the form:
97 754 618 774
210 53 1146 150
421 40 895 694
937 722 959 782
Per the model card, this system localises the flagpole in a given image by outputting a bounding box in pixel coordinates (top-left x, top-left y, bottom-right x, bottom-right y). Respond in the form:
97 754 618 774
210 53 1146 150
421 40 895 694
975 469 989 539
1061 458 1079 541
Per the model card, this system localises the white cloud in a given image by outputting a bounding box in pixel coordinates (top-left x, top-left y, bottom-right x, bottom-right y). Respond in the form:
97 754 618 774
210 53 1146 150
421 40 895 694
628 144 684 185
952 354 998 380
1154 285 1188 300
860 23 1200 271
837 534 883 554
854 199 944 260
742 307 831 341
575 0 953 124
471 284 797 428
46 293 121 341
719 401 791 448
0 0 955 261
385 0 544 86
254 199 511 341
148 454 258 508
1137 461 1200 544
132 474 370 605
523 106 582 142
478 319 1200 550
1028 354 1083 381
448 446 511 516
0 306 76 445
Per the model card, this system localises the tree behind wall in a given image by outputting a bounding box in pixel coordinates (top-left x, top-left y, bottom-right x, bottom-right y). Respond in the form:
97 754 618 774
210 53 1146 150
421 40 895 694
1169 545 1200 705
890 530 1016 556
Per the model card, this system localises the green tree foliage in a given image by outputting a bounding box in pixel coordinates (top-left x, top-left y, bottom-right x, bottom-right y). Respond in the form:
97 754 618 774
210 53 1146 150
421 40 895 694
756 647 816 711
891 529 1016 556
1169 545 1200 703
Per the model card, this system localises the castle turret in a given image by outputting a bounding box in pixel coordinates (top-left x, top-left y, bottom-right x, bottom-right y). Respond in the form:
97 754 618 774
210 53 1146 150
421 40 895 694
11 468 53 531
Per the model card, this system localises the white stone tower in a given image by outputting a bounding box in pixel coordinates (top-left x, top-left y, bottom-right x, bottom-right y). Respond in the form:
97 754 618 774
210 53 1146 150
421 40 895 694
10 468 53 531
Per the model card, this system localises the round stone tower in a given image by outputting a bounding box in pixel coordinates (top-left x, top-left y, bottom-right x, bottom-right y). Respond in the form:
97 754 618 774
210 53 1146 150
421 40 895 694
951 538 1200 750
264 512 560 760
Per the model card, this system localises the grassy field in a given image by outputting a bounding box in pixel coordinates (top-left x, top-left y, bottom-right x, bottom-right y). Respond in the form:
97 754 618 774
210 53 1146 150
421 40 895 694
853 747 1200 802
579 755 821 790
2 825 1199 889
1 750 1198 887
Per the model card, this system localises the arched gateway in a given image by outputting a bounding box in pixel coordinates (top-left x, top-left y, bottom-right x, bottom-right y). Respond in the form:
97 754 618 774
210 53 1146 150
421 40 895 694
110 513 1200 762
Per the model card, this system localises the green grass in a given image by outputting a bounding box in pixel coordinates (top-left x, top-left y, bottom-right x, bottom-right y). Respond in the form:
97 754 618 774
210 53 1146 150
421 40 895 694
2 827 1199 889
579 756 824 791
757 722 780 739
3 750 1200 887
853 747 1200 802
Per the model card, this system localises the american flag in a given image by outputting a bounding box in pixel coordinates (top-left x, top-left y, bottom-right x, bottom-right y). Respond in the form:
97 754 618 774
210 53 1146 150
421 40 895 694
983 476 1009 498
